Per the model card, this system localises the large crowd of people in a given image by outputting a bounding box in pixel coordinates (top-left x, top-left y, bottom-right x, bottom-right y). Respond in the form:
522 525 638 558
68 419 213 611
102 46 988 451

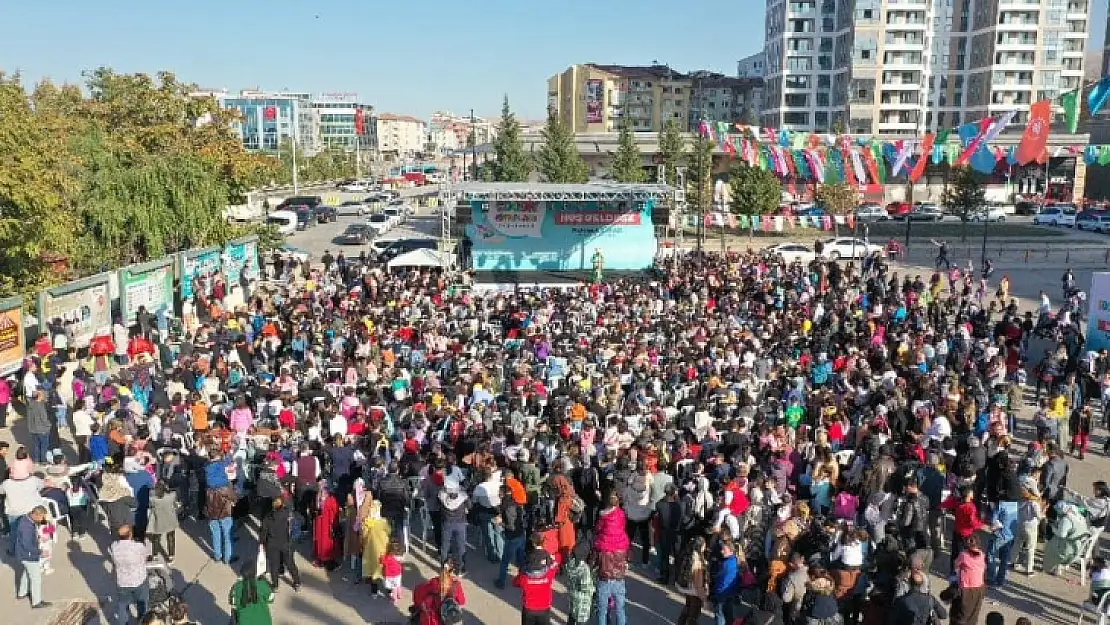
0 243 1107 625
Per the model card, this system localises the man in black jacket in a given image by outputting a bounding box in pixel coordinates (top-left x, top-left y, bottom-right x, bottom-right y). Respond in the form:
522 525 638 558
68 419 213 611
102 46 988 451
495 483 526 589
889 570 946 625
655 484 683 585
376 462 410 550
259 497 300 592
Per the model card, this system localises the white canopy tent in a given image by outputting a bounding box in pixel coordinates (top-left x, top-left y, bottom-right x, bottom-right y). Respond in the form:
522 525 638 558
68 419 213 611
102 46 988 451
387 248 454 270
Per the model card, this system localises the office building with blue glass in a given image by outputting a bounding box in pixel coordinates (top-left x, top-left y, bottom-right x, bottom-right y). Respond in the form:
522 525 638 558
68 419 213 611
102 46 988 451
221 91 322 155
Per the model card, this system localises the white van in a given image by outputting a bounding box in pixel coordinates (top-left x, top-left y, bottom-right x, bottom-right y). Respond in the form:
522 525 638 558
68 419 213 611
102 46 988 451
266 210 298 236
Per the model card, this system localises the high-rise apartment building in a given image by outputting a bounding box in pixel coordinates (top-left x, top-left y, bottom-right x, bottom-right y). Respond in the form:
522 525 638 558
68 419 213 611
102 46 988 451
221 90 323 155
375 114 427 159
547 63 762 133
763 0 1091 135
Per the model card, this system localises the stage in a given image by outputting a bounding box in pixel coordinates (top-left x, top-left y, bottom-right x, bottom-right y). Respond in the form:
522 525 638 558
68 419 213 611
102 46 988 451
470 269 660 292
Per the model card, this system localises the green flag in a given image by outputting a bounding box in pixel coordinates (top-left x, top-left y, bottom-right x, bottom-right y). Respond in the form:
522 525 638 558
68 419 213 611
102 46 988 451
937 129 951 146
1061 90 1080 133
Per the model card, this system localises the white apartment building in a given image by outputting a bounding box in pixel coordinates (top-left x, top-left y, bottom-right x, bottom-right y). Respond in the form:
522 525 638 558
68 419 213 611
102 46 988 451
376 114 427 158
738 52 767 78
427 111 497 154
763 0 1091 135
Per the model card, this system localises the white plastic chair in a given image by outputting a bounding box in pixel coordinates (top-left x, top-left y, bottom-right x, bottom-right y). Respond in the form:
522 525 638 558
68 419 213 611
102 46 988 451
43 498 71 534
1076 589 1110 625
1070 533 1101 580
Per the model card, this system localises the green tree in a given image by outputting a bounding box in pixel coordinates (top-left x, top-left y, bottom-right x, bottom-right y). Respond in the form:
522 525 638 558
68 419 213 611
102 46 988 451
609 123 646 183
536 107 588 183
815 182 858 214
491 95 532 182
657 119 687 186
942 166 986 241
686 134 715 218
729 162 781 216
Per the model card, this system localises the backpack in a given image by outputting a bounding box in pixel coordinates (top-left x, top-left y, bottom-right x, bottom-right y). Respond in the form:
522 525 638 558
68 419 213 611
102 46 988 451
439 595 463 625
864 492 890 528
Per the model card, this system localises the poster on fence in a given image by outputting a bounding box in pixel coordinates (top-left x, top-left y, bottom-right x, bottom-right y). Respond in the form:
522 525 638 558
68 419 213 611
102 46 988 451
38 274 112 348
119 259 175 324
222 237 261 285
180 247 222 301
1088 272 1110 352
0 297 24 376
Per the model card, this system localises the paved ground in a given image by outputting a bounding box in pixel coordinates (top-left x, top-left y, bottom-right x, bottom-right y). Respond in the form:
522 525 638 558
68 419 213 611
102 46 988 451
1 213 1108 624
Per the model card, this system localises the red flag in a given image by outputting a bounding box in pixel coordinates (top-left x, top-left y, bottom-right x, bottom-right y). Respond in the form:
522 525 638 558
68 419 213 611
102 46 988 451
355 109 366 136
910 133 934 183
1017 100 1052 165
263 106 277 121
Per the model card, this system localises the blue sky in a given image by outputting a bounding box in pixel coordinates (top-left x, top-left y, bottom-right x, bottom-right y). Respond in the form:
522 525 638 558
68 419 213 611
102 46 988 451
0 0 1105 121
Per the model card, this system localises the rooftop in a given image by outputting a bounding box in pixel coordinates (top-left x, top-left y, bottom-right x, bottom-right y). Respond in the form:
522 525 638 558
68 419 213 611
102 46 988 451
586 63 688 80
446 182 675 201
379 113 425 124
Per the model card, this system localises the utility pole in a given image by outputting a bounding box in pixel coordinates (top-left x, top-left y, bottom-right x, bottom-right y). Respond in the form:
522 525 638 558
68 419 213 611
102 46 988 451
291 106 300 194
471 109 479 181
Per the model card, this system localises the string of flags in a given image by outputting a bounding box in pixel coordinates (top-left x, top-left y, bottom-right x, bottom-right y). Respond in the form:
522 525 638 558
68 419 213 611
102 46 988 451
696 213 857 231
696 75 1110 186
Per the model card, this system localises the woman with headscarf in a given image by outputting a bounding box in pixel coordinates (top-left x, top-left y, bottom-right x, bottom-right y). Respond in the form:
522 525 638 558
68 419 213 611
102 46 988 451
344 479 373 574
1043 500 1092 575
361 500 392 594
313 482 342 569
549 462 578 565
228 560 274 625
98 458 137 533
411 559 467 625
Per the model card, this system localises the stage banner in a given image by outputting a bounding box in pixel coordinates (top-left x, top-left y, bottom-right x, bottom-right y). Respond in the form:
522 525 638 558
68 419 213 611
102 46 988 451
1088 272 1110 352
585 79 604 123
179 246 223 301
468 199 656 272
38 273 112 348
0 297 24 376
488 201 546 238
119 258 175 324
223 236 261 284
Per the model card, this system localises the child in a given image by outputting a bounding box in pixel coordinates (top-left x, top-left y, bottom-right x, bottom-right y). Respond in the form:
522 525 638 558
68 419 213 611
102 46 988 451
89 422 110 465
564 543 595 625
66 478 90 539
381 541 404 605
38 512 57 575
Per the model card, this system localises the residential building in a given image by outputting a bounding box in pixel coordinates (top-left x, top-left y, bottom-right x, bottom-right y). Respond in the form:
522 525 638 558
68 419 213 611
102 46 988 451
376 113 427 159
220 90 322 155
737 52 767 78
310 93 376 153
762 0 1091 135
547 63 762 133
427 111 497 154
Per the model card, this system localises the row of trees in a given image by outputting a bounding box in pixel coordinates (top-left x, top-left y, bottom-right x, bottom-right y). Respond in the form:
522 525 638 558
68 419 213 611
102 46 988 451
0 68 288 298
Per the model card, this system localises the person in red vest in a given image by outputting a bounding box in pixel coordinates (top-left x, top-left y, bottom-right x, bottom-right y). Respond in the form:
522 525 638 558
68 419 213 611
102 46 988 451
515 537 559 625
724 476 750 518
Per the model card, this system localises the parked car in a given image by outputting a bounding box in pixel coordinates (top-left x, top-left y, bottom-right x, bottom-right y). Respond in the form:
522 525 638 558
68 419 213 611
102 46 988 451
314 205 338 223
969 205 1007 222
339 181 372 193
885 201 912 217
823 237 884 260
367 213 392 235
1076 211 1110 232
1014 201 1037 215
265 210 298 236
276 195 323 211
382 207 404 228
337 200 369 216
766 243 817 264
337 223 374 245
855 203 888 222
905 203 944 222
795 206 829 218
1033 205 1077 227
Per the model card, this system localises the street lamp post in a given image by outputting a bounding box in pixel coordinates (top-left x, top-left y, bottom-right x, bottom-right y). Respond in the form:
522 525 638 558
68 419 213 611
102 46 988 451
291 108 300 194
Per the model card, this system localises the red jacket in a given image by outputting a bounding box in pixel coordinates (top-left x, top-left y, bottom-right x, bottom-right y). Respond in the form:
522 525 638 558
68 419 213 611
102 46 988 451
941 496 985 538
412 577 466 625
514 564 558 611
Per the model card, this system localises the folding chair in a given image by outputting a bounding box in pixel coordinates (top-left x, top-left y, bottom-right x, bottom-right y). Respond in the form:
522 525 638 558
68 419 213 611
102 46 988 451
1069 532 1101 581
1077 589 1110 625
43 498 71 534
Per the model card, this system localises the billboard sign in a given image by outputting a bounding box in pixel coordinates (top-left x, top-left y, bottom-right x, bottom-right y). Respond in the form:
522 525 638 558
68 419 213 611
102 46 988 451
585 79 604 124
222 236 261 285
0 297 24 376
119 258 175 324
487 201 546 238
180 246 223 300
38 273 112 348
1088 272 1110 352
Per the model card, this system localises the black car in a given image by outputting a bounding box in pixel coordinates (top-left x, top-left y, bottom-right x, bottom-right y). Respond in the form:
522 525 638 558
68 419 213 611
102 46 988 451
276 195 323 211
337 224 373 245
314 205 338 223
1015 201 1037 215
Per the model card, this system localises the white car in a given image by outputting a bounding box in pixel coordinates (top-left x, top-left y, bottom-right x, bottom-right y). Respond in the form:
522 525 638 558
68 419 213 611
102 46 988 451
854 203 888 222
366 213 392 234
1033 205 1077 227
822 237 884 260
969 206 1007 222
767 243 817 264
339 181 371 193
382 207 404 228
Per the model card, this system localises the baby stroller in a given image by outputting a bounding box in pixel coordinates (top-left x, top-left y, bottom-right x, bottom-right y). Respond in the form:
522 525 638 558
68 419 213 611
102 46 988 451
144 558 183 619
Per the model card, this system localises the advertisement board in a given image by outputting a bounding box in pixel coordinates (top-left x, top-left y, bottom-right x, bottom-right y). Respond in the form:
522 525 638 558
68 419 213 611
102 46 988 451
119 258 175 324
1088 272 1110 352
0 297 24 376
487 201 546 238
222 236 261 285
38 273 112 348
466 199 657 271
585 79 604 124
180 247 222 300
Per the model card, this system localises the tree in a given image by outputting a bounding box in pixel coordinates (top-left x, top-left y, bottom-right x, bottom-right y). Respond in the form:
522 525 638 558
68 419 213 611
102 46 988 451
815 182 858 214
490 95 532 182
729 162 781 216
686 134 715 217
536 107 588 183
657 119 687 186
942 166 986 241
609 123 646 183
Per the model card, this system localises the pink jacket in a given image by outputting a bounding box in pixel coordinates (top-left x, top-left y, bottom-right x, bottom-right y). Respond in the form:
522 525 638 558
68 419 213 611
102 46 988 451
594 506 631 553
229 407 254 433
956 548 986 589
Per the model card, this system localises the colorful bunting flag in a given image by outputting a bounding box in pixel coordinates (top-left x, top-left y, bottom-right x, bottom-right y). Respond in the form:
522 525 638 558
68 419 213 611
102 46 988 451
1061 90 1081 134
1089 77 1110 118
1017 100 1052 165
